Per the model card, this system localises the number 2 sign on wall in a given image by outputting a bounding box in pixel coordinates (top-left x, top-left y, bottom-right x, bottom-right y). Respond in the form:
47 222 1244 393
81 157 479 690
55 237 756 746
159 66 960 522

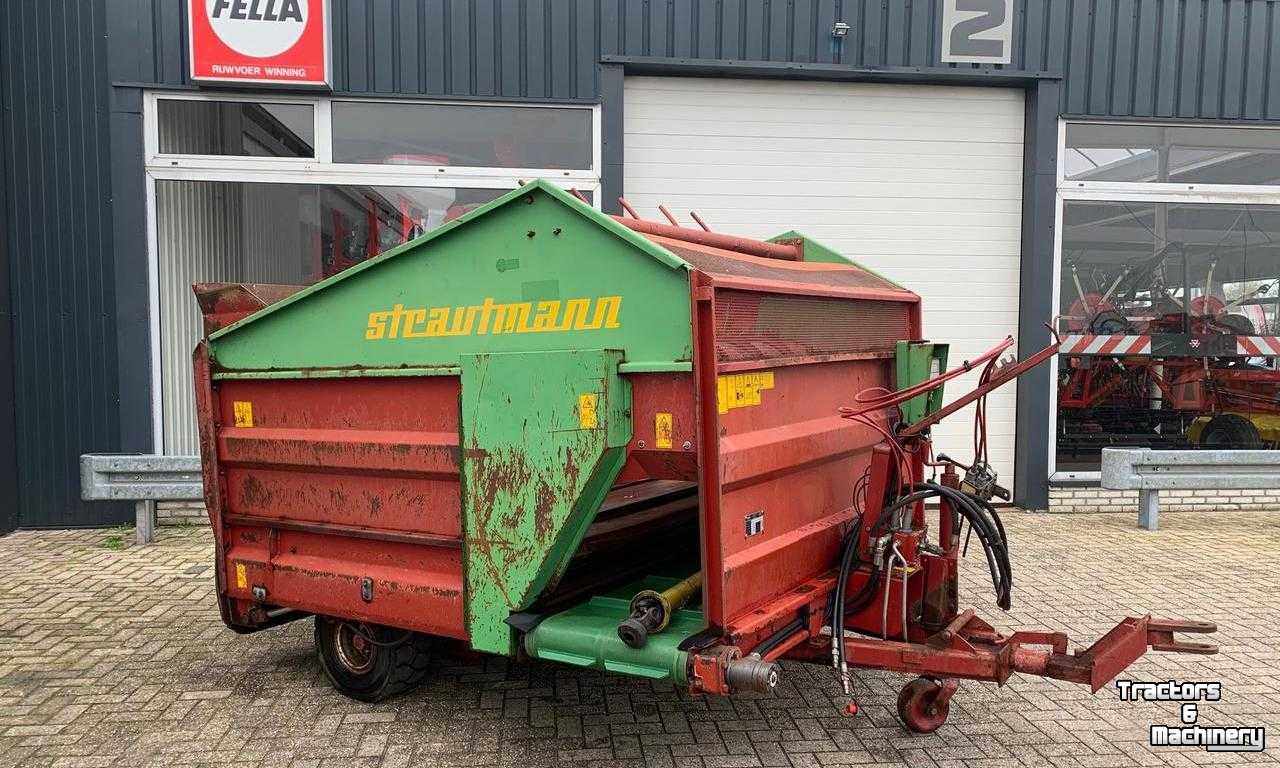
940 0 1014 65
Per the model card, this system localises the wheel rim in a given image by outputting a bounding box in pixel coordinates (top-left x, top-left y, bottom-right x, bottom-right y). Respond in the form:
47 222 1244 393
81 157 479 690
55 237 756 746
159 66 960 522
332 622 377 675
1203 428 1229 447
897 679 950 733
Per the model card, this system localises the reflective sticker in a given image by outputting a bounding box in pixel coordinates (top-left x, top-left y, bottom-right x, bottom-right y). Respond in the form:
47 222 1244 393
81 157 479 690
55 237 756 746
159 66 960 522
717 371 776 414
655 412 673 449
235 562 247 590
232 401 254 428
578 393 598 429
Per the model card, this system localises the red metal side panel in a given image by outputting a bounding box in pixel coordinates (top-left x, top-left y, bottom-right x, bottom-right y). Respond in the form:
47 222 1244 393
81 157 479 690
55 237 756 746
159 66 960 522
693 282 908 634
716 359 891 626
212 376 467 639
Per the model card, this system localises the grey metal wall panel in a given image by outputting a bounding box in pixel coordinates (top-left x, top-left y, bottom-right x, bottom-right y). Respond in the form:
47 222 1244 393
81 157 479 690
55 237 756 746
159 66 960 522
2 0 128 527
13 0 1280 527
0 27 16 534
94 0 1280 118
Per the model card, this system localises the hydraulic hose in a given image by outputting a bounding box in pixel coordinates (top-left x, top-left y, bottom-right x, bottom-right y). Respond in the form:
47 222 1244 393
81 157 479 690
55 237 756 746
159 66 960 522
914 482 1012 610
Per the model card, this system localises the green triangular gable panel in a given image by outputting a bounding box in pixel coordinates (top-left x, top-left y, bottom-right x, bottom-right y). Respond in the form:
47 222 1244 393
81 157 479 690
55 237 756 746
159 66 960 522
207 181 695 372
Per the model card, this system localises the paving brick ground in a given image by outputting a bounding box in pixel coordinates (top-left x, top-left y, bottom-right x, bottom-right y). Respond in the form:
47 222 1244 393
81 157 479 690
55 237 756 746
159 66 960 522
1 510 1277 767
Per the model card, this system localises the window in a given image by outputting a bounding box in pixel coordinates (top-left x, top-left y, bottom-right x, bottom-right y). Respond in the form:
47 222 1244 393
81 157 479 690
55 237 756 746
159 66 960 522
1065 123 1280 186
156 181 507 454
331 102 593 169
157 99 315 157
145 92 600 454
1054 122 1280 477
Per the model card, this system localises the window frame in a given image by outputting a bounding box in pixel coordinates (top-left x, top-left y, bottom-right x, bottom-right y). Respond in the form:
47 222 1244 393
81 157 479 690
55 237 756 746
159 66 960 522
145 90 602 186
142 89 602 453
1049 118 1280 483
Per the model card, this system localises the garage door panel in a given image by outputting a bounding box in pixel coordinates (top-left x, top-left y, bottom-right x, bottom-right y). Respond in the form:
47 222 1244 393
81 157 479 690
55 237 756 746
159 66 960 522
625 166 1023 186
624 179 1020 201
624 155 1024 175
624 76 1024 489
625 80 1025 110
624 134 1023 157
625 119 1024 145
635 200 1024 217
625 105 1025 130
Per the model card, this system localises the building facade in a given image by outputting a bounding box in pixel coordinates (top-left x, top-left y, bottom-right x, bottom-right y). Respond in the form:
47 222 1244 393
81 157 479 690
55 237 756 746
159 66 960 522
4 0 1280 529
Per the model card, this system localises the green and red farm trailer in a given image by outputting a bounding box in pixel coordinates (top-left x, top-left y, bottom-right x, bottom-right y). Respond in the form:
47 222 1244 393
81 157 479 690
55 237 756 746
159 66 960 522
193 181 1214 732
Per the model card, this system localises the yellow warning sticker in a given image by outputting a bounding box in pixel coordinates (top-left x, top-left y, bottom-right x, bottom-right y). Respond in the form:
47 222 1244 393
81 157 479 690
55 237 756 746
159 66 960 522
578 393 599 429
234 562 247 590
655 412 673 449
232 401 254 428
717 371 776 414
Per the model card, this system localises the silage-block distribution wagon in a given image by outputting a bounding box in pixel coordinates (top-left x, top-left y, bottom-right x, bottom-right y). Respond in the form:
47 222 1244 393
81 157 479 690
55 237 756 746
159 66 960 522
193 180 1213 728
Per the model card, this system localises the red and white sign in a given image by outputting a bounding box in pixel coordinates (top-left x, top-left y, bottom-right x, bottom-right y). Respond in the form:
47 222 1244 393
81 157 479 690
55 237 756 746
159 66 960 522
1061 334 1153 356
1237 336 1280 356
188 0 330 87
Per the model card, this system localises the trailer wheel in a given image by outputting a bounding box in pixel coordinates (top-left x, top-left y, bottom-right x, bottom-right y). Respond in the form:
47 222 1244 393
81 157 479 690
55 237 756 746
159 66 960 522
1199 414 1261 449
314 616 432 702
896 677 951 734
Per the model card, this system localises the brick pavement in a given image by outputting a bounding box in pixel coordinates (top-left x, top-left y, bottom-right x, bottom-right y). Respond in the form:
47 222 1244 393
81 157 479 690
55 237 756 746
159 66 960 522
0 510 1277 767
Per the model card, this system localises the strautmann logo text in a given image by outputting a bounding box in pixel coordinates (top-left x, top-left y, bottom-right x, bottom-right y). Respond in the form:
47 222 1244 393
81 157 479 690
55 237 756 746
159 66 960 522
365 296 622 340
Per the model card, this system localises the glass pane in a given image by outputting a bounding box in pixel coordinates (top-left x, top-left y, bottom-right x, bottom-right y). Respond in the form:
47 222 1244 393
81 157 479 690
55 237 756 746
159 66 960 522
332 101 592 169
157 100 314 157
155 181 505 454
1056 201 1280 471
1065 123 1280 185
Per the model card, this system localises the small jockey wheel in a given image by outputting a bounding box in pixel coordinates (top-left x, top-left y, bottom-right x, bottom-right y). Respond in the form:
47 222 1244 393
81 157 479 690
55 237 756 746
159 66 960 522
896 677 958 733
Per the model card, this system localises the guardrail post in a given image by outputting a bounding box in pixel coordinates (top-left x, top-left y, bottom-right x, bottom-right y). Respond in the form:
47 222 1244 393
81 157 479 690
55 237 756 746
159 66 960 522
136 500 156 545
1138 489 1159 531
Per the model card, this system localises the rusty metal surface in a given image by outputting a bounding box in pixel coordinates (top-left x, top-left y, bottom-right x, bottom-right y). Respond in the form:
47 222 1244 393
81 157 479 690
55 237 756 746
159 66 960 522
200 372 469 639
192 282 306 335
714 289 911 364
658 241 910 295
612 216 803 261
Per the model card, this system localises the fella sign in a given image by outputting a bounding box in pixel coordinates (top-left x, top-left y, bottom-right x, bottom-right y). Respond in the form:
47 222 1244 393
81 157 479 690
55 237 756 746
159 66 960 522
188 0 331 87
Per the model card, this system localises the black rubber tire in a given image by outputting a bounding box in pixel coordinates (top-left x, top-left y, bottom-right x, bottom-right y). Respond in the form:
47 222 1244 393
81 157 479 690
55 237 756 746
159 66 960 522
1219 313 1256 335
1089 310 1134 335
314 616 433 702
1199 414 1262 449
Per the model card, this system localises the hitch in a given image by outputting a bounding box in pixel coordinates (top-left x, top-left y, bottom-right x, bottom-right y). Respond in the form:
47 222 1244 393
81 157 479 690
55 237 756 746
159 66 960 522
798 611 1217 694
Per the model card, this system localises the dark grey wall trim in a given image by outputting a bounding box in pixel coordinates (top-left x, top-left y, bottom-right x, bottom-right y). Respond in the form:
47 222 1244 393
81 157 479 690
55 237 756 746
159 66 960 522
122 81 601 105
599 64 625 216
0 40 15 535
1013 79 1063 511
1061 112 1280 129
108 86 153 460
600 55 1059 85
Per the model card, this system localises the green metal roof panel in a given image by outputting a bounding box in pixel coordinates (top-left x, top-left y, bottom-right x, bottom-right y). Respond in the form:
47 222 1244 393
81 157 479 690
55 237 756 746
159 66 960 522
206 180 695 372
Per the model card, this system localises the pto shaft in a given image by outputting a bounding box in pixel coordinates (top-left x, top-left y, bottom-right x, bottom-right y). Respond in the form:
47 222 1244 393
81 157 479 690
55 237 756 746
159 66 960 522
617 573 702 649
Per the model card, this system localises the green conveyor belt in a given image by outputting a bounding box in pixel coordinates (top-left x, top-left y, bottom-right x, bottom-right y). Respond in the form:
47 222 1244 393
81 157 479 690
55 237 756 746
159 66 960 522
522 576 703 684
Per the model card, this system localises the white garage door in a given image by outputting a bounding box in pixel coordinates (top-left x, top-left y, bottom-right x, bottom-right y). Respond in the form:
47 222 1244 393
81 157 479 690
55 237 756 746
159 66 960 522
624 76 1024 488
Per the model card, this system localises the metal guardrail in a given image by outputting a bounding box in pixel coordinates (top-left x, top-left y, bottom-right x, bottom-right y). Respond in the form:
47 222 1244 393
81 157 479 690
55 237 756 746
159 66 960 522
80 454 202 544
1100 447 1280 530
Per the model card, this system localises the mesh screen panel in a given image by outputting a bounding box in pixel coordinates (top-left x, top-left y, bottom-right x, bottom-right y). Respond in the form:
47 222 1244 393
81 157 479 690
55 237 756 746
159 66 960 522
663 244 902 292
714 289 910 363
